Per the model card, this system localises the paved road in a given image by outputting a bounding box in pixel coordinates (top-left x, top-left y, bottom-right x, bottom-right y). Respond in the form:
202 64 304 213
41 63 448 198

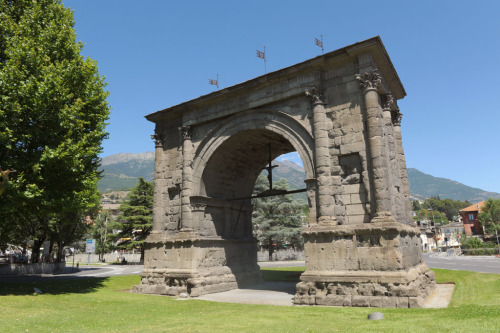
260 255 500 274
423 253 500 274
0 264 143 283
2 254 499 282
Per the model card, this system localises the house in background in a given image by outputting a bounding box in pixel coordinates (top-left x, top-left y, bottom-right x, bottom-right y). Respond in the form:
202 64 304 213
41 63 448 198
459 201 485 237
441 221 465 247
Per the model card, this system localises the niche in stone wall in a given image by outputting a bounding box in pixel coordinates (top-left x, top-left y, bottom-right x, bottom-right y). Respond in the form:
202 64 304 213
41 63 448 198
339 153 369 224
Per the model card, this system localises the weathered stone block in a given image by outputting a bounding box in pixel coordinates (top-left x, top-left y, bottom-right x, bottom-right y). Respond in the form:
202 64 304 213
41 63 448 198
369 296 384 308
342 184 362 194
346 204 367 216
352 296 370 307
395 296 409 308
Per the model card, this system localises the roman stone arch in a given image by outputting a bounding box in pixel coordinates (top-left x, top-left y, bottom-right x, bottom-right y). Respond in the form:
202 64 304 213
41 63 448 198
134 36 436 308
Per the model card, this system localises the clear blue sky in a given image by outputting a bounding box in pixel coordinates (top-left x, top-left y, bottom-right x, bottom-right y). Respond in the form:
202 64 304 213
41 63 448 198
63 0 500 194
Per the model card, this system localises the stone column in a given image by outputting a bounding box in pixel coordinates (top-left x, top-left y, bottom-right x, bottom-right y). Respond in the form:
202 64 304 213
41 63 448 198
306 87 337 225
393 111 413 223
382 94 396 212
179 125 194 231
150 132 164 234
190 203 206 234
304 178 318 225
382 94 394 125
356 70 395 223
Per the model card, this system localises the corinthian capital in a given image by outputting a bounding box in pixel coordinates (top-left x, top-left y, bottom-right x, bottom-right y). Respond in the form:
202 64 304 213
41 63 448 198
392 110 403 126
383 94 394 110
356 69 381 92
151 133 164 147
178 125 192 140
305 87 325 106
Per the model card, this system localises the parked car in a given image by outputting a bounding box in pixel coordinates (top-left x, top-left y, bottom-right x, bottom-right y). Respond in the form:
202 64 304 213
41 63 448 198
12 254 28 264
0 254 8 264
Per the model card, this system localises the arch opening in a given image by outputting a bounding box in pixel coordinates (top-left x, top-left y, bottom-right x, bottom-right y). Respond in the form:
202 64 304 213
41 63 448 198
193 128 309 242
201 129 295 201
188 128 309 293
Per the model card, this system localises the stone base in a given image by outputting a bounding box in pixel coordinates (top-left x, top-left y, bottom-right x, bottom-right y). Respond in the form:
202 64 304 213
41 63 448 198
133 236 262 297
294 221 436 307
293 263 435 308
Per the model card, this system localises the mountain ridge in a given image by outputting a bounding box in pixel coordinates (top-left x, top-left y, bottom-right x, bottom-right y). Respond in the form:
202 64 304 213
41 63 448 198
98 152 500 202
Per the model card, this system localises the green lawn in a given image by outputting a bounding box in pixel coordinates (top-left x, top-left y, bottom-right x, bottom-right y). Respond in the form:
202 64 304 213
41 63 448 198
0 268 499 332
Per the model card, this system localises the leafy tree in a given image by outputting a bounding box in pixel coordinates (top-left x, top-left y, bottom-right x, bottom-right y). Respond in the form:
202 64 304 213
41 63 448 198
90 211 115 262
460 235 484 249
117 178 153 263
0 0 110 262
414 209 448 224
478 199 500 252
252 174 304 261
411 200 421 211
421 197 470 223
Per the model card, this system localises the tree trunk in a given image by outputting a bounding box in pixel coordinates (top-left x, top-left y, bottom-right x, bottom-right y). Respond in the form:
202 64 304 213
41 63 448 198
31 239 44 263
268 239 274 261
55 241 64 263
47 242 53 262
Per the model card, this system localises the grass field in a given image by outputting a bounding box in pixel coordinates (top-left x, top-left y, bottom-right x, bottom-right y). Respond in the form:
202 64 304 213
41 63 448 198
0 268 499 332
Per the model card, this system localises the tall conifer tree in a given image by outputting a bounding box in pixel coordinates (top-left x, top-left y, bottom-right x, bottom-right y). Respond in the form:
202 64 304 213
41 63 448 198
252 174 304 261
118 178 153 263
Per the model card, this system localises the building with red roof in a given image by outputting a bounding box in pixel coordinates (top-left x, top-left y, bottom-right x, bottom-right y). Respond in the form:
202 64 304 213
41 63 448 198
459 201 485 237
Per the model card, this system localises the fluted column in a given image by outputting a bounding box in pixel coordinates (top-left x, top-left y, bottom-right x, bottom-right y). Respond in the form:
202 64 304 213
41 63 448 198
150 132 164 233
393 111 413 223
356 70 395 223
382 94 396 212
179 125 194 231
306 87 337 225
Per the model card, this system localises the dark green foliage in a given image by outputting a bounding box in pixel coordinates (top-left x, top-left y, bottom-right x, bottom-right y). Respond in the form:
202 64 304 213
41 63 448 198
0 0 110 260
116 178 153 262
252 174 304 261
460 236 485 249
414 197 471 223
261 266 304 282
411 200 421 211
478 199 500 250
425 197 471 221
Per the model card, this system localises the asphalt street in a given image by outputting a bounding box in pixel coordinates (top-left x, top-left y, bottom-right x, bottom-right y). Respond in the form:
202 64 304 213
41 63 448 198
1 254 499 282
423 253 500 274
0 263 142 283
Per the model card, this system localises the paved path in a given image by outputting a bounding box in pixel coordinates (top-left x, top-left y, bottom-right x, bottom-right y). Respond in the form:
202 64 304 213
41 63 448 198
197 281 296 306
196 282 454 308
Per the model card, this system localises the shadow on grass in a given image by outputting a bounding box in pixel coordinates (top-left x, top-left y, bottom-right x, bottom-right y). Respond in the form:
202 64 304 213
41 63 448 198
262 269 303 283
0 276 109 296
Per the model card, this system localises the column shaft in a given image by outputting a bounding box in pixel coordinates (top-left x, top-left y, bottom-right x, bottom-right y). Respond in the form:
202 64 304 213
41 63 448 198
357 70 395 223
180 126 194 231
151 132 164 233
306 88 337 225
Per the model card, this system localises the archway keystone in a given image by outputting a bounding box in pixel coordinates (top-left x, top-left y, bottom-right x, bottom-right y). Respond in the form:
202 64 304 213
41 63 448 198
134 36 435 307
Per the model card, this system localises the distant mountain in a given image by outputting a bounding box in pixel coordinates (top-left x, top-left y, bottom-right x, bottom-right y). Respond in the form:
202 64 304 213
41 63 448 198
407 168 500 202
98 153 154 192
97 152 500 203
97 152 307 195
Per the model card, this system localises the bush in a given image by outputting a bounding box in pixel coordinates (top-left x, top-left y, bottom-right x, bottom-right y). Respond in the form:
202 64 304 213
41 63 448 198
461 236 484 249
